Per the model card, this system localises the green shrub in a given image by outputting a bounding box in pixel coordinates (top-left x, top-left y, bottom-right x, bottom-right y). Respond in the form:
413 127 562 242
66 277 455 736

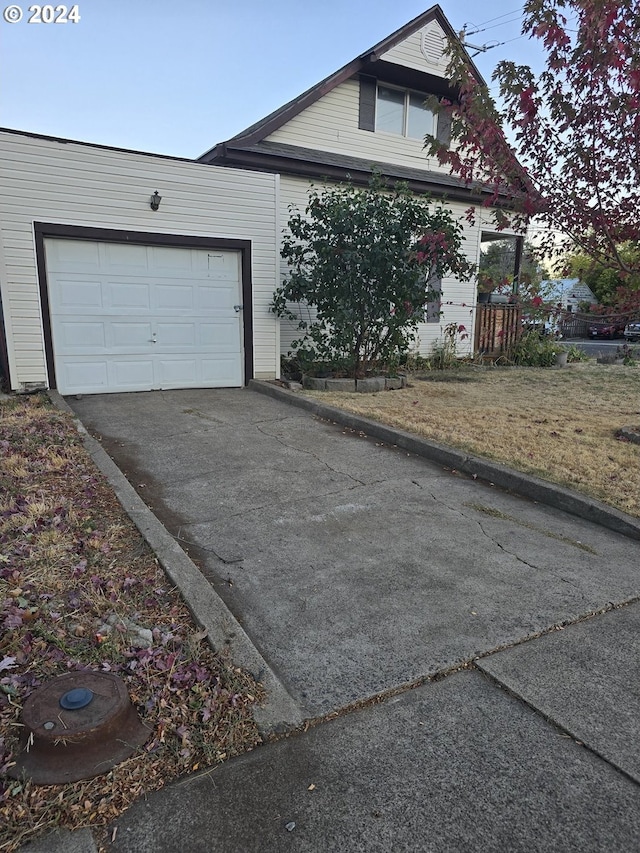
565 344 590 363
272 174 473 378
511 331 560 366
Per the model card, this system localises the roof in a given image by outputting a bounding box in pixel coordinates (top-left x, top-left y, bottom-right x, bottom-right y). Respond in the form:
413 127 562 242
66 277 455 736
198 5 484 163
0 126 194 163
207 140 497 203
541 279 598 304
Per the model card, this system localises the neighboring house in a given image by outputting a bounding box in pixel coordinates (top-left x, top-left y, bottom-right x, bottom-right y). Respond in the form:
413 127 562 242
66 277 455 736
0 5 520 396
199 4 521 358
541 279 597 312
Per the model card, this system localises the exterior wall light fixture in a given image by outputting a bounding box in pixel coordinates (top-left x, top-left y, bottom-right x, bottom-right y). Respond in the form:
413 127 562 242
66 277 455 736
150 191 162 211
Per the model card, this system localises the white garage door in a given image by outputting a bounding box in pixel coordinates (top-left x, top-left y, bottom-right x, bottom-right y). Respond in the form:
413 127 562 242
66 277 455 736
45 238 244 395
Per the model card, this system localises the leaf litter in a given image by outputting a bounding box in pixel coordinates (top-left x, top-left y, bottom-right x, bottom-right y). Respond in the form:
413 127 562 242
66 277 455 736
0 394 264 852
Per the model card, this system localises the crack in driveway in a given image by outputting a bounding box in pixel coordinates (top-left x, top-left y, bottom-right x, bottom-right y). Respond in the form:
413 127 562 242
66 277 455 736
254 422 368 486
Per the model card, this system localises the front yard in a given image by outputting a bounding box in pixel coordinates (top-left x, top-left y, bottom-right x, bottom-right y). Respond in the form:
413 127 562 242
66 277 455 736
303 364 640 518
1 363 638 850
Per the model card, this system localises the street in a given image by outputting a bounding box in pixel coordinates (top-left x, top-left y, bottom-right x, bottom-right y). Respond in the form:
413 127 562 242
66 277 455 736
565 338 640 358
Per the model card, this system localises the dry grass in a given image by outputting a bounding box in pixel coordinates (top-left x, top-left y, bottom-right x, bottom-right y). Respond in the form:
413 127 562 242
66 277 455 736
0 395 264 852
304 364 640 517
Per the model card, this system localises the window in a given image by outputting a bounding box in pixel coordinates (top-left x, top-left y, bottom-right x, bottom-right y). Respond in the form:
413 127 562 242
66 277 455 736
375 86 436 139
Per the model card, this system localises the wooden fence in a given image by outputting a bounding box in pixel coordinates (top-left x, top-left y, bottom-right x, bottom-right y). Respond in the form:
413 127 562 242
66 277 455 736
474 304 522 359
559 314 590 339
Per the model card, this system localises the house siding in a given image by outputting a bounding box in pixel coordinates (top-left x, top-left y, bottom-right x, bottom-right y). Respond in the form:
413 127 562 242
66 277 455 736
0 131 279 390
278 175 480 359
265 79 451 174
380 22 449 75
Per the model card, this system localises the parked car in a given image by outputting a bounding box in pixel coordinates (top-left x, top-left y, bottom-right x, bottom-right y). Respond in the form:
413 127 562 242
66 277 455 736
624 321 640 342
521 316 562 337
588 321 625 339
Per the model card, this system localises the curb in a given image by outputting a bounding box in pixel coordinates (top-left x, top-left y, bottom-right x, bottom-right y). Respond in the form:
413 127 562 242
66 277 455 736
249 380 640 542
48 391 304 736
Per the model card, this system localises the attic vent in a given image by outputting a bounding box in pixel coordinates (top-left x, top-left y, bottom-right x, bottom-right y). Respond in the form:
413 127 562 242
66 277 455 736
420 23 445 66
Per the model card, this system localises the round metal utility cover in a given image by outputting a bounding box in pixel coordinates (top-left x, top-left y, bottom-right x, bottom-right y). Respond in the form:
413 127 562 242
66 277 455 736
9 671 151 784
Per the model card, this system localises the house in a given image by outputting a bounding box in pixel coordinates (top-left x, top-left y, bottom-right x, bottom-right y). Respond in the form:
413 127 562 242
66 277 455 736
540 279 597 312
0 5 519 395
198 4 521 359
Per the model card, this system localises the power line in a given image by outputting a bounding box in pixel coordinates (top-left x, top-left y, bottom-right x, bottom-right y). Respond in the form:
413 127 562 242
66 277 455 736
466 15 524 36
466 32 527 58
471 8 524 28
463 7 524 37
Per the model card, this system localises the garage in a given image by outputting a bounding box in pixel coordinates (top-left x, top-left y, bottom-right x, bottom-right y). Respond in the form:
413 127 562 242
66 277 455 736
45 237 245 396
0 129 279 394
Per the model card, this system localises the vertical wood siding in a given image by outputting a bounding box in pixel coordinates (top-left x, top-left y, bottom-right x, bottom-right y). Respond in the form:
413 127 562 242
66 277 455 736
0 132 279 389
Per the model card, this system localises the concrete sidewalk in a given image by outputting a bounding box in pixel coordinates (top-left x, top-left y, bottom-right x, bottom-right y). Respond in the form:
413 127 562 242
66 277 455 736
106 663 640 853
30 385 640 852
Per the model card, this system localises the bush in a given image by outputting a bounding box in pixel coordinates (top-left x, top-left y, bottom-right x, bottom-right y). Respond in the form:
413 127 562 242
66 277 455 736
511 331 560 367
272 174 473 378
566 344 590 363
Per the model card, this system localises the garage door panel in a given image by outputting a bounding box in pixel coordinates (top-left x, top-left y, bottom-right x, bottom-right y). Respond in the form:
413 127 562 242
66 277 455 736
151 246 196 272
198 284 236 310
61 361 109 392
155 284 194 311
111 360 155 388
56 321 107 350
156 358 199 385
104 243 149 270
55 280 104 309
110 322 154 348
201 357 241 384
45 238 244 394
206 251 238 279
199 322 241 348
47 239 101 270
155 322 196 347
109 282 151 310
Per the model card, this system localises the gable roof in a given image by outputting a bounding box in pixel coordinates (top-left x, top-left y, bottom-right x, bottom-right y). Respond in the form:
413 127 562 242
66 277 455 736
198 5 483 162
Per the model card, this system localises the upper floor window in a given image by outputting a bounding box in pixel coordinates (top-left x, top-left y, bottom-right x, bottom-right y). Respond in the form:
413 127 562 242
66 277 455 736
375 86 436 140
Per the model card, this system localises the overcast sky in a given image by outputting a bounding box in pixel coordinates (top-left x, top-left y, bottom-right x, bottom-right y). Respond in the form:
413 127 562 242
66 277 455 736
0 1 540 158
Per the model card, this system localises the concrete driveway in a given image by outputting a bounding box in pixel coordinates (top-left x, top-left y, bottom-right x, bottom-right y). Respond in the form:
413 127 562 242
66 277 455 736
68 387 640 719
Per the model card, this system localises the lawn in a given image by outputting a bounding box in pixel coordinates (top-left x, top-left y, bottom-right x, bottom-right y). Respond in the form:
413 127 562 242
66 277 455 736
303 364 640 518
0 395 263 852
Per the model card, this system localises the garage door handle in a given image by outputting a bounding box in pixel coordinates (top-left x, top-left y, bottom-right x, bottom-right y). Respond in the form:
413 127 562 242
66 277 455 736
150 333 157 343
233 304 243 313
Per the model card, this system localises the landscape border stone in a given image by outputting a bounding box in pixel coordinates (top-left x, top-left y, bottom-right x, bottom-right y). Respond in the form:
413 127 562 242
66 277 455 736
301 375 407 393
250 379 640 542
325 378 356 392
356 377 385 393
302 376 326 390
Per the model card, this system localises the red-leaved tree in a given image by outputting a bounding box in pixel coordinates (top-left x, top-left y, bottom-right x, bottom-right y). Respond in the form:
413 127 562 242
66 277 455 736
426 0 640 278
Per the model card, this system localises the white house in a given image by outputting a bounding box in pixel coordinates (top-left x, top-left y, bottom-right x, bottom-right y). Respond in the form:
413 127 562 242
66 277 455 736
199 5 519 358
0 5 518 395
541 279 598 312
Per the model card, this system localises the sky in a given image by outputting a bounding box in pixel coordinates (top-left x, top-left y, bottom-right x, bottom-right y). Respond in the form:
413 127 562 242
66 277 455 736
0 1 542 159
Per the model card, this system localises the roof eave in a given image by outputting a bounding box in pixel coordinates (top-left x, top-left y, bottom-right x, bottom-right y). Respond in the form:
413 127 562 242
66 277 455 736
209 144 509 206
